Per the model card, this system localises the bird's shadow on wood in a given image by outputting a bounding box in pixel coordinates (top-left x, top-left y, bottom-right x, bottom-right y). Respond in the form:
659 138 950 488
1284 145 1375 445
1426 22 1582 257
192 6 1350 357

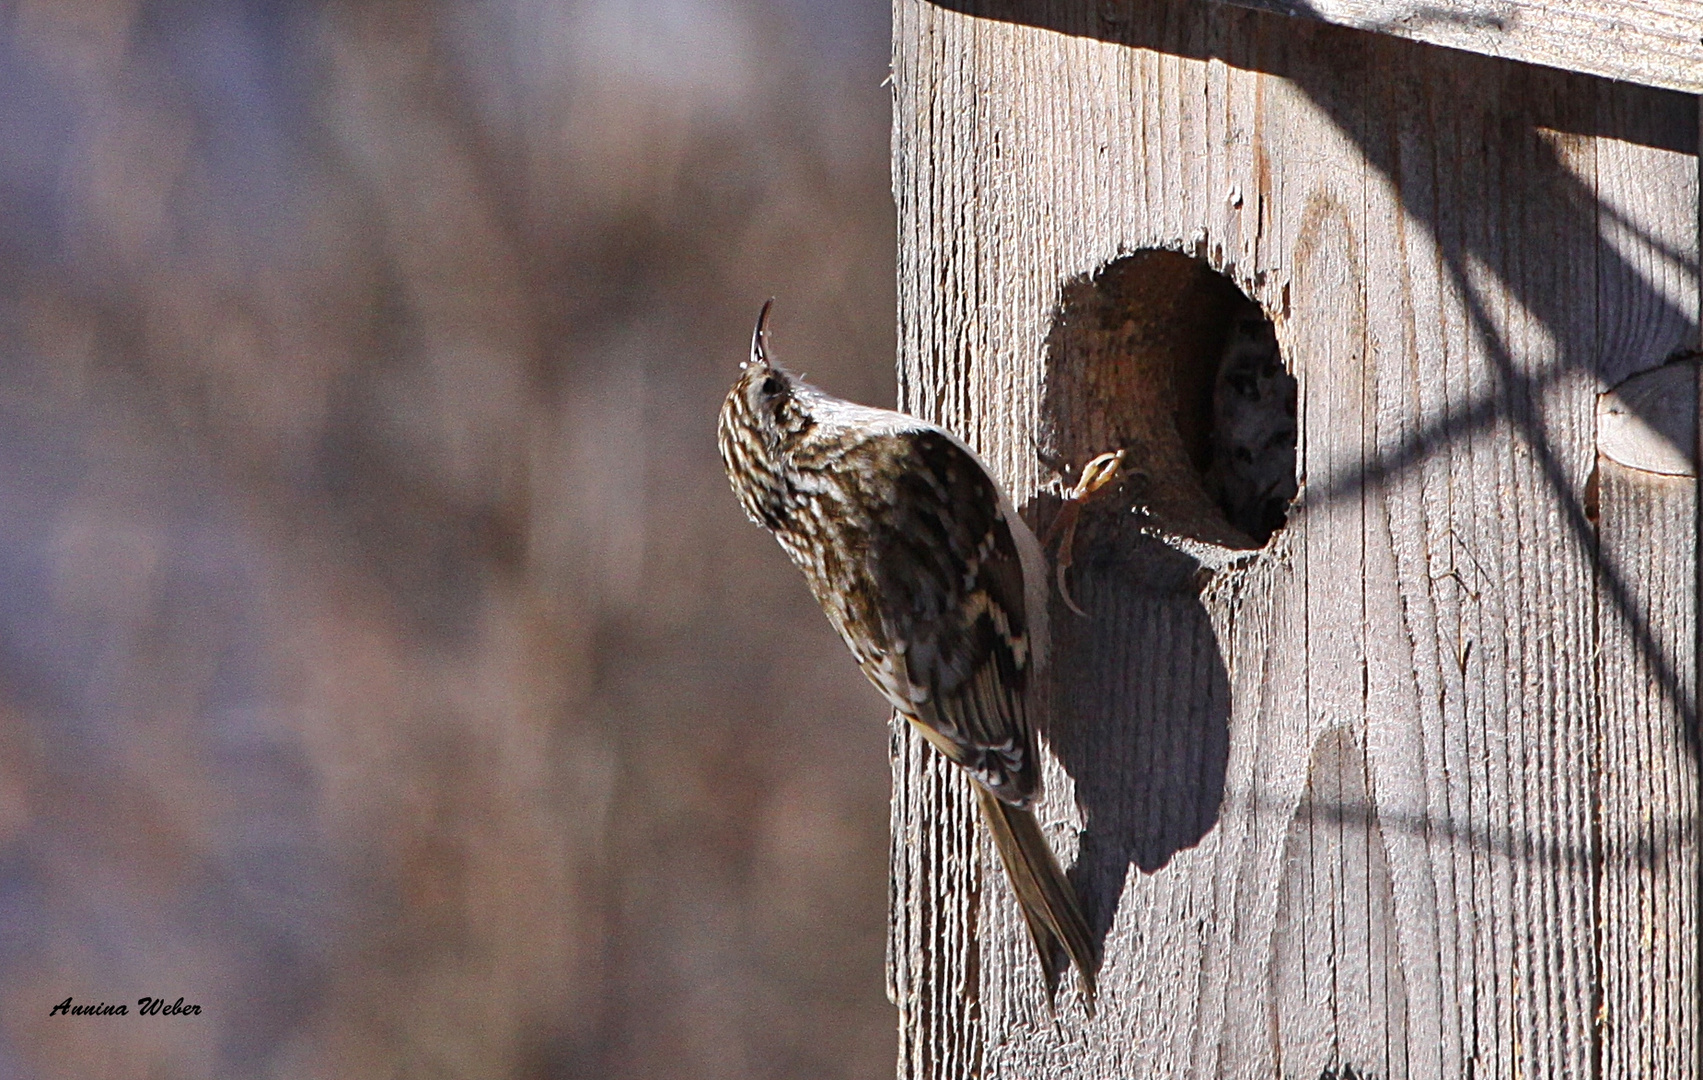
1030 497 1231 959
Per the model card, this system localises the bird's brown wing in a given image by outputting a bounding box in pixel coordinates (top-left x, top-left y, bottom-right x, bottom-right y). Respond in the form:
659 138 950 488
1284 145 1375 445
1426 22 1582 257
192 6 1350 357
846 426 1097 1004
857 429 1039 807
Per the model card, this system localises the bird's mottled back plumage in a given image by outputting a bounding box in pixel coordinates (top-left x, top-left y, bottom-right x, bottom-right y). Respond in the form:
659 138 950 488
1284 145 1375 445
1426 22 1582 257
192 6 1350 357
718 301 1095 1002
717 301 1045 805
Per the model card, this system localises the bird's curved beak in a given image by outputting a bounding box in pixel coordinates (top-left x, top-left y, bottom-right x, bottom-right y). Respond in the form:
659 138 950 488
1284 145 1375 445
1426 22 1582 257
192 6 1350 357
748 298 775 369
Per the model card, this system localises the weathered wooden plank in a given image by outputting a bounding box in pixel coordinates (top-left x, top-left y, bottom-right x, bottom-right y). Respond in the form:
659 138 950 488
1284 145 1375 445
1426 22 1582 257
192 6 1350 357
1207 0 1703 94
1589 103 1703 1080
1596 415 1699 1080
890 1 1700 1076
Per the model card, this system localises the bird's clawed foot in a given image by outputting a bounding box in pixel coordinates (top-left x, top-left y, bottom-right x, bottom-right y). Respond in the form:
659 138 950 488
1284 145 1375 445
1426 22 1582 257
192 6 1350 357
1041 449 1126 616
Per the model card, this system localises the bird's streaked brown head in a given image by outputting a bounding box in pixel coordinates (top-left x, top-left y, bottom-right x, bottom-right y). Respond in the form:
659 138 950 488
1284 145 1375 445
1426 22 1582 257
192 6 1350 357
718 300 810 531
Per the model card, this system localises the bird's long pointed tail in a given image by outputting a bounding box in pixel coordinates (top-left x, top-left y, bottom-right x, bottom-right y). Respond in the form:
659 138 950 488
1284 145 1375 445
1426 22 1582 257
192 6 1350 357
973 784 1097 1008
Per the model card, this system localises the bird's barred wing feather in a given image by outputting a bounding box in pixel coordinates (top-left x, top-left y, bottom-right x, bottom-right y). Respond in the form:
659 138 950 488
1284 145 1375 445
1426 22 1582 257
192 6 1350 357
855 429 1039 807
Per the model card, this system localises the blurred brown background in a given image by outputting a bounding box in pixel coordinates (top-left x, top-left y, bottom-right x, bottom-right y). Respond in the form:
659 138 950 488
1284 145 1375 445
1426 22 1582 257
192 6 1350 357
0 1 898 1077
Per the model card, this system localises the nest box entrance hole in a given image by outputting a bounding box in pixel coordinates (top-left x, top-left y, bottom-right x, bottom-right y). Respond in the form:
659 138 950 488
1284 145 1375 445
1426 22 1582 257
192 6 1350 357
1039 248 1296 555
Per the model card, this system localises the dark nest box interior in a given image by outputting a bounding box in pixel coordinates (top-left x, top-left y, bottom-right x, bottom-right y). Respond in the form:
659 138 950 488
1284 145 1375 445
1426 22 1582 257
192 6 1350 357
1039 248 1296 557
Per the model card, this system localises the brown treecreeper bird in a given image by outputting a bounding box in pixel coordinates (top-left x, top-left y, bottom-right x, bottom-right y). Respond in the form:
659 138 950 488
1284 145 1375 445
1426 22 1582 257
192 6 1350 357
718 300 1096 1005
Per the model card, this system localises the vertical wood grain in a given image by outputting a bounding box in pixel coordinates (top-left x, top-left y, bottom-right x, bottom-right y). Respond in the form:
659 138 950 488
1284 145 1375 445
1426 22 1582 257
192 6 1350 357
889 1 1700 1076
1597 452 1698 1080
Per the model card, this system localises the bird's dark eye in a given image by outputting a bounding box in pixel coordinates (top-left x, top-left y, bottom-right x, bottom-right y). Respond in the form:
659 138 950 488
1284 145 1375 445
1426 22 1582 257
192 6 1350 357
761 375 783 397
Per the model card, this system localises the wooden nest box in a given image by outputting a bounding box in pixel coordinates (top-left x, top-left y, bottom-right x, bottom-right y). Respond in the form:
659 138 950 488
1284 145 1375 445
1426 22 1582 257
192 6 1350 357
887 1 1702 1076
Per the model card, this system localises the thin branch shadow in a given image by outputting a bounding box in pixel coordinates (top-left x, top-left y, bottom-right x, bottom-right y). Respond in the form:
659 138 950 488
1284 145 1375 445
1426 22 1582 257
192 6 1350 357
1234 792 1700 871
